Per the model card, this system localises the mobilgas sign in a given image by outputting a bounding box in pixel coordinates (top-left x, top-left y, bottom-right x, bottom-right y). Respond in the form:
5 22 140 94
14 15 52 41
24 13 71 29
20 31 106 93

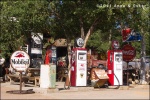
10 50 30 72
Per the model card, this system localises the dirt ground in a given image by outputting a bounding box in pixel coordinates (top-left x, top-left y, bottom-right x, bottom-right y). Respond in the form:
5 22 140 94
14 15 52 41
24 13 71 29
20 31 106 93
0 81 149 99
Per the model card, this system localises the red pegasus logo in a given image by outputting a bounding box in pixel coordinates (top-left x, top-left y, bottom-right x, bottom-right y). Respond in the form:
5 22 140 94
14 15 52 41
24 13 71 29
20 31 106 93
80 64 84 67
15 53 25 58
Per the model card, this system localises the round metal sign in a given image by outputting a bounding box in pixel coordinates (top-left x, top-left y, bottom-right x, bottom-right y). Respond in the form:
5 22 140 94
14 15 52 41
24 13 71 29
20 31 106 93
122 44 136 61
76 38 84 47
111 40 120 50
10 50 30 72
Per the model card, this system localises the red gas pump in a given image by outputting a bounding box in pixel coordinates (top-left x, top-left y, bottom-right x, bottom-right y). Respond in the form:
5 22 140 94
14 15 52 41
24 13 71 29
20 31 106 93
107 40 123 86
44 45 57 65
70 38 87 86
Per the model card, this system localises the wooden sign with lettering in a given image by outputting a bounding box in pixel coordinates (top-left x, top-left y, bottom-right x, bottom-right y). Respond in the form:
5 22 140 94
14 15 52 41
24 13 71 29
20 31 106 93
53 39 67 47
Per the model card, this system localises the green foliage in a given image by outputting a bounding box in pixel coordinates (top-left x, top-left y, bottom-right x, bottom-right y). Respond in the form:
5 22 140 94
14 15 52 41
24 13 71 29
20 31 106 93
0 0 149 59
0 0 50 58
87 30 109 53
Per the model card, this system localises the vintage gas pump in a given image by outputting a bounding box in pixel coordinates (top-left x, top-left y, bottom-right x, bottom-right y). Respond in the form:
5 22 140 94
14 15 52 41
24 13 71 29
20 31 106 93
40 45 56 88
44 45 57 65
70 38 87 86
107 40 123 86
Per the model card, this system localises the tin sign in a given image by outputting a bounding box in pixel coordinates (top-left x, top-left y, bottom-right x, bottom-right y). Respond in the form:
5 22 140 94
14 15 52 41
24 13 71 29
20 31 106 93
10 50 30 72
122 44 136 61
122 28 131 42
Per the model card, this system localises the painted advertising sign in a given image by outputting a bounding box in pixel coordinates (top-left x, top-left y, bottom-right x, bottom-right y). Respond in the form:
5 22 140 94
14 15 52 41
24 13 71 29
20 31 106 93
31 32 43 54
53 39 67 47
10 50 30 72
122 44 136 61
121 28 131 42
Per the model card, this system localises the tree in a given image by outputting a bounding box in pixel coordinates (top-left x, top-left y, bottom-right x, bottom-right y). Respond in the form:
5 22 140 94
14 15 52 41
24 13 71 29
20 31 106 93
48 0 150 85
0 0 50 58
1 0 149 63
46 0 150 56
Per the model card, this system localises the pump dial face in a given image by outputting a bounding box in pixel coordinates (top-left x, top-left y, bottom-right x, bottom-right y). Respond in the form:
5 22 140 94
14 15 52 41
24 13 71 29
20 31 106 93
76 38 84 47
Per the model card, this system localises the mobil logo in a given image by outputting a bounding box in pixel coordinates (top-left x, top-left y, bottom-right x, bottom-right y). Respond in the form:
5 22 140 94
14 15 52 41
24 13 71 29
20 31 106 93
80 64 84 67
15 52 25 58
10 50 30 72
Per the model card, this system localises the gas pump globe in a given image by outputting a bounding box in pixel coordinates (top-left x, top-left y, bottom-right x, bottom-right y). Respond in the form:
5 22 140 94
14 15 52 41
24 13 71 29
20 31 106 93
70 38 87 86
107 40 123 86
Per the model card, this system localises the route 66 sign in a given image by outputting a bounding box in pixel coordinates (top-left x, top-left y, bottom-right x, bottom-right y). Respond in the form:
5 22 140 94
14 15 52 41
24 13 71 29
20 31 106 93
75 38 84 47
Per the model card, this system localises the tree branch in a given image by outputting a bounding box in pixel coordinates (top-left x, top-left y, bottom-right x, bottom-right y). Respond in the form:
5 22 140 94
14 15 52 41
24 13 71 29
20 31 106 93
79 17 85 39
83 17 100 48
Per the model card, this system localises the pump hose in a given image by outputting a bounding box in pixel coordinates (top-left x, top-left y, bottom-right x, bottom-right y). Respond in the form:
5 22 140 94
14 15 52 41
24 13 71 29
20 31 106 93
106 72 120 89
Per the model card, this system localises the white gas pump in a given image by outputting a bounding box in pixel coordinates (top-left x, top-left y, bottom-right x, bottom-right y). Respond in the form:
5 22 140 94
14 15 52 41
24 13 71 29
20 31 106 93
70 38 87 86
107 40 123 86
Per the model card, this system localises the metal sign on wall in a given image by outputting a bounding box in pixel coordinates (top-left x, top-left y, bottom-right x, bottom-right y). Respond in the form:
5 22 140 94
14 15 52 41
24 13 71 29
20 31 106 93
31 32 43 54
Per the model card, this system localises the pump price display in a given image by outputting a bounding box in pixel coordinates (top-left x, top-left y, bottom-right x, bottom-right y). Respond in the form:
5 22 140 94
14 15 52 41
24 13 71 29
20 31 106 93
10 50 30 72
78 53 86 60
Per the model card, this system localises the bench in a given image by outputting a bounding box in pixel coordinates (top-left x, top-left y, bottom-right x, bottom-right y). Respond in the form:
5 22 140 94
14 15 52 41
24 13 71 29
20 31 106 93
35 76 40 87
27 68 40 86
6 73 29 86
7 68 40 87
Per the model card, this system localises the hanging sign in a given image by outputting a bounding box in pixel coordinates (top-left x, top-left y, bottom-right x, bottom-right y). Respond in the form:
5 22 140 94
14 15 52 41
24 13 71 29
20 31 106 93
10 50 30 72
31 32 43 54
122 44 136 61
121 28 131 42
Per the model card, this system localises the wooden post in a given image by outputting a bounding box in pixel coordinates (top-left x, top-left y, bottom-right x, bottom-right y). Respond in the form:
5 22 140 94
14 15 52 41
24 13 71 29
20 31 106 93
127 61 129 86
19 71 22 93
